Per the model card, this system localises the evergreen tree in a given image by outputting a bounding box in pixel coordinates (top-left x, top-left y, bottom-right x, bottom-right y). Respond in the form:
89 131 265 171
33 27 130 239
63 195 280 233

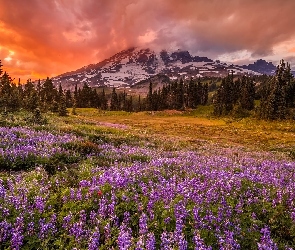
176 79 184 109
146 82 153 110
23 79 38 111
260 60 290 120
196 79 203 106
187 78 196 109
40 77 56 111
65 89 73 108
201 82 209 105
110 87 119 111
213 75 235 115
240 76 255 110
71 98 77 115
100 89 108 110
80 83 92 107
58 93 68 116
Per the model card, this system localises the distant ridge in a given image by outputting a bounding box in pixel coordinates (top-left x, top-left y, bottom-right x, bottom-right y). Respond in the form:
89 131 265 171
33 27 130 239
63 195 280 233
51 47 279 90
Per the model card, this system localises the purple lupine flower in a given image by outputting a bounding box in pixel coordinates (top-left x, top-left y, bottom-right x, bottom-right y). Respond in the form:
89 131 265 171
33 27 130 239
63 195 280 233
11 228 24 250
88 228 100 250
79 210 87 224
0 182 6 198
0 220 12 243
70 188 75 200
76 189 83 200
178 233 188 250
164 217 171 224
194 232 212 250
90 210 98 226
117 223 132 250
34 196 45 213
80 180 91 188
104 222 111 240
257 226 278 250
69 221 87 243
139 213 148 235
146 232 156 250
26 222 35 236
218 231 240 250
161 231 172 250
11 216 24 250
63 213 72 229
135 236 144 250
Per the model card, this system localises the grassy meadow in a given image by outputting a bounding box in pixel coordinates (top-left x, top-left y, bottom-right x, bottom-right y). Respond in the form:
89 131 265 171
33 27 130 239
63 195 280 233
1 108 295 249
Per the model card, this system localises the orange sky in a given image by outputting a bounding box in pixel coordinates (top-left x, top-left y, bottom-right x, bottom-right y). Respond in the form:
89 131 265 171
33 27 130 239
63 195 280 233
0 0 295 82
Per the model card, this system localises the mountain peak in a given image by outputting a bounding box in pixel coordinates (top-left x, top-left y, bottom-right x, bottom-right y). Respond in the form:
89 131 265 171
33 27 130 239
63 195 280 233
52 47 264 90
242 59 277 75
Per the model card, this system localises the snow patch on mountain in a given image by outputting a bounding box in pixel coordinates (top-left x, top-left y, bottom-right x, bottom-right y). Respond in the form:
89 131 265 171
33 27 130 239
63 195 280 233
52 47 275 90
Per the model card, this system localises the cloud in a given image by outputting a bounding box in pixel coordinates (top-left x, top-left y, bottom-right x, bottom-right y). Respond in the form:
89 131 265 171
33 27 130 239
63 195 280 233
0 0 295 81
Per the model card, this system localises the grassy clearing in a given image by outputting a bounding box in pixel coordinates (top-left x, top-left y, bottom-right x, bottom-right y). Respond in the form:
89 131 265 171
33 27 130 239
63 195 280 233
57 108 295 157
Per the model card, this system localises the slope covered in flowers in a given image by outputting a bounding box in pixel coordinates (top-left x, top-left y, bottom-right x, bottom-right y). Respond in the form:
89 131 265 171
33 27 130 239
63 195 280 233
0 124 295 249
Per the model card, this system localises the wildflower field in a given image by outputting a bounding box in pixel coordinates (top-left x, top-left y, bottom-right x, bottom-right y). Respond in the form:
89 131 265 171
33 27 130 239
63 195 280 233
1 109 295 249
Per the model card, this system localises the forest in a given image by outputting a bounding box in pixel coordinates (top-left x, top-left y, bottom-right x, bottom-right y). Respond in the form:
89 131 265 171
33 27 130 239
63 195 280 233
0 59 294 120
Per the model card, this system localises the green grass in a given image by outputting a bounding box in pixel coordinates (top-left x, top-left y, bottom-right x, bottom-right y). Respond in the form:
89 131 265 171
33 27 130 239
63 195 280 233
3 108 295 157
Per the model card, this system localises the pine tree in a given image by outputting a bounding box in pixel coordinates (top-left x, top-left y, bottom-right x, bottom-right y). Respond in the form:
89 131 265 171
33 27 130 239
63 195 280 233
147 82 153 110
22 79 38 111
260 60 290 120
240 76 255 110
71 98 77 115
65 89 72 108
41 77 57 111
188 78 195 108
58 93 68 116
201 82 209 105
100 89 108 110
176 79 184 110
110 87 119 111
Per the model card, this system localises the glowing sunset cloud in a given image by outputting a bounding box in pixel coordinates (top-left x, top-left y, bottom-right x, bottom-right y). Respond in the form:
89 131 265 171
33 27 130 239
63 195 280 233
0 0 295 82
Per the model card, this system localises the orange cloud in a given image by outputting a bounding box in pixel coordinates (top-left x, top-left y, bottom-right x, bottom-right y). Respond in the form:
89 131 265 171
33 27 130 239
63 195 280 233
0 0 295 81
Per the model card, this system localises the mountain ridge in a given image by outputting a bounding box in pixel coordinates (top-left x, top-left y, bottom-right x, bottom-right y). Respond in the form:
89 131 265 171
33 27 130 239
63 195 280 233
51 47 281 90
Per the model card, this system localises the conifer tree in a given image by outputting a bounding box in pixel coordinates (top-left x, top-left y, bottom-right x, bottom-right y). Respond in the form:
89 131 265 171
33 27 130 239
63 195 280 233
201 82 209 105
100 89 108 110
58 93 68 116
260 60 290 120
146 82 153 110
65 89 72 108
110 87 119 111
71 98 77 115
240 76 255 110
176 79 184 109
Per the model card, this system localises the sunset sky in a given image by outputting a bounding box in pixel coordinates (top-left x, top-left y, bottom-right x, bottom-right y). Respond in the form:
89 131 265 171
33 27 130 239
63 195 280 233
0 0 295 82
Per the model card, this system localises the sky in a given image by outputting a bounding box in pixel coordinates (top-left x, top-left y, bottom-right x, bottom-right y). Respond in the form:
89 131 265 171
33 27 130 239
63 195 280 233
0 0 295 82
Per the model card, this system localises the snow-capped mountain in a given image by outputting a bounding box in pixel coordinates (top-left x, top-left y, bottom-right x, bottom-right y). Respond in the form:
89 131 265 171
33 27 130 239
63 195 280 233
52 47 277 89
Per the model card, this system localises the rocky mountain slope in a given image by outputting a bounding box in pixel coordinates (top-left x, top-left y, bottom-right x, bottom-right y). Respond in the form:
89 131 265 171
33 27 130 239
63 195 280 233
52 47 278 90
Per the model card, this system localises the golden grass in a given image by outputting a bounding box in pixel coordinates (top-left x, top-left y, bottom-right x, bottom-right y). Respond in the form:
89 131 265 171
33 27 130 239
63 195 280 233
51 108 295 154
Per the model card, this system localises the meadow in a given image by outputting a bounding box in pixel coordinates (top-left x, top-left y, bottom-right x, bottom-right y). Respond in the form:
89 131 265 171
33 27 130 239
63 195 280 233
1 108 295 249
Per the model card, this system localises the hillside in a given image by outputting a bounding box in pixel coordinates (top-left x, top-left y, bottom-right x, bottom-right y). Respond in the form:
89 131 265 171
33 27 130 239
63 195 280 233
51 47 278 90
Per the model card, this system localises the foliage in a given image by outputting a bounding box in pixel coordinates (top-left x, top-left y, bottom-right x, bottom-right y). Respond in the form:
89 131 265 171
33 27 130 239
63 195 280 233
260 60 295 120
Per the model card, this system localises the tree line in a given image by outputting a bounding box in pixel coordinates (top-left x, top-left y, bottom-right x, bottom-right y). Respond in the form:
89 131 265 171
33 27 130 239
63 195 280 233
1 59 294 120
213 60 295 120
0 60 209 115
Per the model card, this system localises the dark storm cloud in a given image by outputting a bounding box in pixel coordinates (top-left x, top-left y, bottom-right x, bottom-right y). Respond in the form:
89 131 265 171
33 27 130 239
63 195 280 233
0 0 294 80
